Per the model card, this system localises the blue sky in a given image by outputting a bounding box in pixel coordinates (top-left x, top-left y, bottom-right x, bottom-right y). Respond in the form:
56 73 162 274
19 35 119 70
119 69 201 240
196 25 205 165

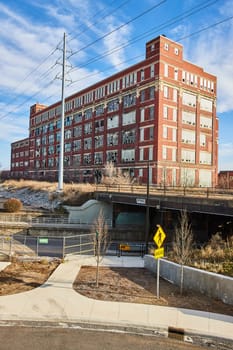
0 0 232 171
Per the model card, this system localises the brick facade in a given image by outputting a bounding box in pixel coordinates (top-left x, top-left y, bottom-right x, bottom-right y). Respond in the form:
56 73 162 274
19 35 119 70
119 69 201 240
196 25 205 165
10 35 218 186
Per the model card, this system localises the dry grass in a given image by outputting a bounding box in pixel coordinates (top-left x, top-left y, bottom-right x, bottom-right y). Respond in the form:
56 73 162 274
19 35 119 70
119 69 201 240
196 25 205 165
168 233 233 277
2 179 95 193
2 180 97 207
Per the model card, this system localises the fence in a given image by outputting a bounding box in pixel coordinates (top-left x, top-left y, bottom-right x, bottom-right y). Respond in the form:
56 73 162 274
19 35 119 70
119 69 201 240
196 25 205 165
0 233 95 259
95 183 233 199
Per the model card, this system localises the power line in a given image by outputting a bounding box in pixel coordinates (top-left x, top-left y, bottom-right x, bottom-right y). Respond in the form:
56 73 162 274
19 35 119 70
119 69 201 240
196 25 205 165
68 0 131 43
69 0 220 74
69 0 166 58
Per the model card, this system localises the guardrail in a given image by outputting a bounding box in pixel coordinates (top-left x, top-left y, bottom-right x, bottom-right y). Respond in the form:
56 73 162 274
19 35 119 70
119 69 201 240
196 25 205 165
94 183 233 199
0 215 112 227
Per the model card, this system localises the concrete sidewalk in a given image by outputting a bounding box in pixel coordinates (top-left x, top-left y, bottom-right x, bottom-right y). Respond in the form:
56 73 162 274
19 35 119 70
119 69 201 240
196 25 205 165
0 256 232 341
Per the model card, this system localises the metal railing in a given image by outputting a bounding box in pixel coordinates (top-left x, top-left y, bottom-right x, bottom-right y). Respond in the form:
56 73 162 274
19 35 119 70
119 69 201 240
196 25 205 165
0 215 112 227
94 183 233 199
0 233 95 259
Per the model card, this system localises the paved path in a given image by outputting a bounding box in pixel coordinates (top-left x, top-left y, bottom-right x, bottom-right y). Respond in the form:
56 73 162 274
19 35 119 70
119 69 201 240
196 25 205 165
0 256 232 342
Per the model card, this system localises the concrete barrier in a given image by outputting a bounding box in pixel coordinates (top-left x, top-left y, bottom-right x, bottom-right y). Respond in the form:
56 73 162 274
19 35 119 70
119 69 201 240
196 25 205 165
144 255 233 305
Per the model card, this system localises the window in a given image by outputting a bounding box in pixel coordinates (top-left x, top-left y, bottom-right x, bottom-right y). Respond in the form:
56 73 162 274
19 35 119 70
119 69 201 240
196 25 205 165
122 110 136 125
84 91 93 104
164 86 168 98
173 108 177 122
181 149 195 163
163 126 168 139
162 146 167 160
149 106 154 120
95 104 104 116
140 90 145 102
95 86 105 100
107 98 119 112
65 101 73 112
149 87 154 99
48 134 54 144
123 93 136 108
182 92 196 107
200 98 213 112
84 137 92 150
174 68 178 80
181 168 195 186
107 115 119 129
150 65 155 77
174 47 179 55
199 170 211 187
95 135 104 148
95 119 104 133
181 129 196 144
73 154 81 166
140 69 144 81
84 122 92 134
140 108 145 122
83 153 92 164
122 129 136 144
73 126 82 137
172 148 177 161
200 134 206 147
74 112 82 123
149 146 153 161
84 108 92 120
163 106 168 119
122 149 135 162
94 152 103 164
65 129 72 139
48 145 54 155
65 115 73 126
73 140 81 151
172 128 177 142
122 73 136 88
106 150 118 163
139 148 144 161
64 143 71 152
182 111 196 125
107 80 120 94
173 89 178 102
74 96 83 108
164 43 169 51
107 132 118 146
164 63 168 77
200 151 211 165
48 158 54 168
200 116 212 129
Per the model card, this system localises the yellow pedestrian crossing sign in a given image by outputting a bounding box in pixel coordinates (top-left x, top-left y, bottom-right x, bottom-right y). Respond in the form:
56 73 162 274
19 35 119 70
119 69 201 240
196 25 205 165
153 225 166 248
154 247 164 259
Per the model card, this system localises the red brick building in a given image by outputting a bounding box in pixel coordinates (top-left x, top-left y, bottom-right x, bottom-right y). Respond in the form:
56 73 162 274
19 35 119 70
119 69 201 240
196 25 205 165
11 35 218 186
218 171 233 189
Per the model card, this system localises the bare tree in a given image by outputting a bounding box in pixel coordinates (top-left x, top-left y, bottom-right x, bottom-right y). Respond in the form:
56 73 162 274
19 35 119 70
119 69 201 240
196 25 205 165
93 210 110 288
173 210 193 294
102 161 132 185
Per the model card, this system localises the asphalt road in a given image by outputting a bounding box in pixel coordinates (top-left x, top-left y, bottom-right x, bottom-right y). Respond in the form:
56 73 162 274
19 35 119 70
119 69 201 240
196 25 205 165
0 326 226 350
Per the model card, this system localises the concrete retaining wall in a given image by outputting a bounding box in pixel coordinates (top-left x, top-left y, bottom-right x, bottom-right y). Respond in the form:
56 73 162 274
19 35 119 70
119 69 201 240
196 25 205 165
64 200 112 224
144 255 233 305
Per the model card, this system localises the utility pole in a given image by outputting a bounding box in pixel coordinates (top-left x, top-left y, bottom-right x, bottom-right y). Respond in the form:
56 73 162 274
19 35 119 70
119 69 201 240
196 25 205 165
145 160 150 253
58 32 66 192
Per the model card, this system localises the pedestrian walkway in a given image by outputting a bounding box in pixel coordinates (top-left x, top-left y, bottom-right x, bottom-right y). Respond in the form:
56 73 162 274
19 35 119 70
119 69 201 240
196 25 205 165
0 255 232 342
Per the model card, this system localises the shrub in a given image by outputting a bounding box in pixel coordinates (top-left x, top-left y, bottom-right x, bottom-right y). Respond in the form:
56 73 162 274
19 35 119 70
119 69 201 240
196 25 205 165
3 198 22 212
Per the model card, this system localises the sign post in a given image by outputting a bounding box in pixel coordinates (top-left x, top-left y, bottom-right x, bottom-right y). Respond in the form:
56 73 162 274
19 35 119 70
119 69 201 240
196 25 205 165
153 225 166 299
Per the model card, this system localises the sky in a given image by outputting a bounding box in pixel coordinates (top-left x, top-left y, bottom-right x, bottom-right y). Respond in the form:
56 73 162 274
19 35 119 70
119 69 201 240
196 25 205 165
0 0 232 171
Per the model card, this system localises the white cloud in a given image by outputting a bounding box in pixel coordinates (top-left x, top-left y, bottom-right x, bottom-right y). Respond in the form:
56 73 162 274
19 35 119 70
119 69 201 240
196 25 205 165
219 142 233 170
185 4 233 114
